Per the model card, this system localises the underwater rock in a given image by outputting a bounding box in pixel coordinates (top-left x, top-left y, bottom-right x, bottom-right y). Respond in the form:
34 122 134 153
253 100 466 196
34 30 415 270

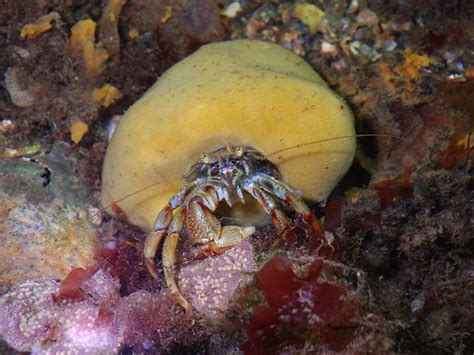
0 142 100 292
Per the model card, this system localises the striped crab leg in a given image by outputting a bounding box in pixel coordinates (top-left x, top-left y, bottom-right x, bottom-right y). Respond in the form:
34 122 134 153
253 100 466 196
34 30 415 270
244 173 324 238
143 181 201 277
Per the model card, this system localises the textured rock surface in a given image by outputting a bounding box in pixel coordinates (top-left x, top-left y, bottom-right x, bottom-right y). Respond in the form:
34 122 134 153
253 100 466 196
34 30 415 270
0 143 100 292
179 240 257 320
0 271 121 353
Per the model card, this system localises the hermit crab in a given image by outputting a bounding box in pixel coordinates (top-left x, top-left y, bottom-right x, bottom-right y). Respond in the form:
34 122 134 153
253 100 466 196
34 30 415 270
101 40 356 310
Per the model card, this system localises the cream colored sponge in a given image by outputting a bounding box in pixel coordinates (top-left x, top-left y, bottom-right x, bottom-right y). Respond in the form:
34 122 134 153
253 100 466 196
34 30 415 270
101 40 356 231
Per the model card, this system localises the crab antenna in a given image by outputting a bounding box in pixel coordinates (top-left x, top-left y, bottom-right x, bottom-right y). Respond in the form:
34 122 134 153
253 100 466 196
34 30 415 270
102 178 179 210
266 133 402 158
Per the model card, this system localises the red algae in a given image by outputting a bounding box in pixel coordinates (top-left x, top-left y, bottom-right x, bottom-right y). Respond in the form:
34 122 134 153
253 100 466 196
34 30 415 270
58 267 94 299
261 257 349 325
243 256 358 353
278 216 337 259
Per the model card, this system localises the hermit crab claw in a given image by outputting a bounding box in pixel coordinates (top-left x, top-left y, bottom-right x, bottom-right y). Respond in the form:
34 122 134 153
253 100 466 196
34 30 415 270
143 184 258 310
199 225 256 254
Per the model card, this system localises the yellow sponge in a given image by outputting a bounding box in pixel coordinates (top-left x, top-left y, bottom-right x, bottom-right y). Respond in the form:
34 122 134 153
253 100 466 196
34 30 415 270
101 40 355 231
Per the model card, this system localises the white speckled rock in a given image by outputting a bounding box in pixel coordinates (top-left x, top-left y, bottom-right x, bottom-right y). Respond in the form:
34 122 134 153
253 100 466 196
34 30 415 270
178 240 257 319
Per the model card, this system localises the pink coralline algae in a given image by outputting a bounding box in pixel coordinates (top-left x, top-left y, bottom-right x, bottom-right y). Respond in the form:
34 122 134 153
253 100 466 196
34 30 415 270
0 269 178 353
0 271 121 353
179 240 257 320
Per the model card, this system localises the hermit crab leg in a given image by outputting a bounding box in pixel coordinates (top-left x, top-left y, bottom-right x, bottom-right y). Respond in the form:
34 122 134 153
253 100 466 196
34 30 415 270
161 206 191 311
144 205 172 277
145 179 226 276
243 185 291 233
144 230 166 278
144 181 203 277
145 182 222 308
248 173 324 238
162 183 254 311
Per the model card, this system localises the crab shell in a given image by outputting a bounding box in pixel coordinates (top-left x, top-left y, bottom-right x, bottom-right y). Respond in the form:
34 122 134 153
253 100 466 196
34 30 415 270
101 40 356 232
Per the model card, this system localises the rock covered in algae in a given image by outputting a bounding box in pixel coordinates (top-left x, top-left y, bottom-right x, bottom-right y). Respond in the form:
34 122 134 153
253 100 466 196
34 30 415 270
0 241 259 353
0 270 122 353
0 142 100 293
101 39 356 231
0 269 185 353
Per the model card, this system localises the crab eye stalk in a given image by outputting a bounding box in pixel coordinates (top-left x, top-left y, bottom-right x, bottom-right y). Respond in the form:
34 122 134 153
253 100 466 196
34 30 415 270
201 153 211 163
234 146 244 157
